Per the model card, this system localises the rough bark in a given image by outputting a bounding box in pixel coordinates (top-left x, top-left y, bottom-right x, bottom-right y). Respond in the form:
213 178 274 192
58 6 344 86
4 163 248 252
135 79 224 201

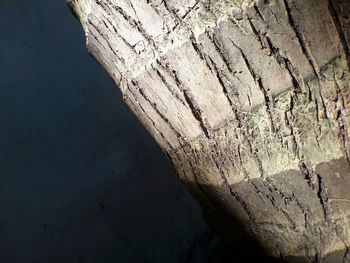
68 0 350 261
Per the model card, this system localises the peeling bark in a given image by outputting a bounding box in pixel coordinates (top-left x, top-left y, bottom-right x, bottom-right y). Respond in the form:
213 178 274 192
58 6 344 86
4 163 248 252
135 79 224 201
68 0 350 261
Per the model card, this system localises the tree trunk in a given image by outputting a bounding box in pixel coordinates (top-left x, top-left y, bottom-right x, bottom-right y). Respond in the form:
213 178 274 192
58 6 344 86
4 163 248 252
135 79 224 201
68 0 350 261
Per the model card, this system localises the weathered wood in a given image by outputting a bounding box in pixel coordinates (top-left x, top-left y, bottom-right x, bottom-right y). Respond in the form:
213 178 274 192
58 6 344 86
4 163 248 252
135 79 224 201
68 0 350 260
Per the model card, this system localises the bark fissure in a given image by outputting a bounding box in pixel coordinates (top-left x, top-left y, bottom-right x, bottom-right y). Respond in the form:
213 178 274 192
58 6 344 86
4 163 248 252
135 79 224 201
327 0 350 70
228 37 276 133
234 109 266 179
126 84 174 149
206 31 235 74
206 56 236 109
334 76 350 164
172 70 211 139
212 152 256 221
265 36 303 93
181 0 201 20
286 93 318 192
89 19 126 64
103 0 158 50
265 177 312 230
254 4 265 21
130 79 184 143
153 67 187 107
282 0 320 78
189 32 236 108
101 18 138 55
316 174 332 222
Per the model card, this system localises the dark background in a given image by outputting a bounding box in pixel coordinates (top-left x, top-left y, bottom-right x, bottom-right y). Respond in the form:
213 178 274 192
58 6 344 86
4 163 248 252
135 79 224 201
0 1 220 262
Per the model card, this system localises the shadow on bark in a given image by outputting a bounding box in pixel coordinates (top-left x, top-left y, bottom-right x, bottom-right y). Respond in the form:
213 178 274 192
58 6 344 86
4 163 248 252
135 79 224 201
205 210 284 262
184 181 285 262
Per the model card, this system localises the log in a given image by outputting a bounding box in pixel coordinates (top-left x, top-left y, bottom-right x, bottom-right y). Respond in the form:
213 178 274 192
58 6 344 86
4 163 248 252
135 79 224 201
68 0 350 261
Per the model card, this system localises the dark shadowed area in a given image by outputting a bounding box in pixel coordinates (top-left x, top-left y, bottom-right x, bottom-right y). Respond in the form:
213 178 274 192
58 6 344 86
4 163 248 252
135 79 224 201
0 1 220 262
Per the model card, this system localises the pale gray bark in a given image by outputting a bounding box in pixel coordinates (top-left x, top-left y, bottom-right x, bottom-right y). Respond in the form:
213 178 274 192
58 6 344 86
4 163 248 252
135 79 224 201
68 0 350 261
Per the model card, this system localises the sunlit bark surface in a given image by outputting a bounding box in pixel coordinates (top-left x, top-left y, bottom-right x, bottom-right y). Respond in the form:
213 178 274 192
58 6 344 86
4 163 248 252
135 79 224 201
68 0 350 260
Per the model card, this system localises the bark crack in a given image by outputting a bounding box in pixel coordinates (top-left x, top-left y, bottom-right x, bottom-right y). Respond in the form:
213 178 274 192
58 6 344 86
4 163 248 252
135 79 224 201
228 37 277 133
316 174 332 222
153 66 187 107
211 152 256 221
103 0 158 50
282 0 320 78
172 70 211 139
130 79 184 143
327 0 350 70
265 35 303 93
126 84 175 148
334 76 350 164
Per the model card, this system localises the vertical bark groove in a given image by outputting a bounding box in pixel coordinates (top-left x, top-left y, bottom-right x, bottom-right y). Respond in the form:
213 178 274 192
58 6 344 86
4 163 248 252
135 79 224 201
327 0 350 69
282 0 320 77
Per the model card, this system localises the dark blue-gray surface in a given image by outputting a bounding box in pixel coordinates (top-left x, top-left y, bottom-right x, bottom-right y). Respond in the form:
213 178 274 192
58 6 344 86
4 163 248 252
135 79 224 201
0 1 218 262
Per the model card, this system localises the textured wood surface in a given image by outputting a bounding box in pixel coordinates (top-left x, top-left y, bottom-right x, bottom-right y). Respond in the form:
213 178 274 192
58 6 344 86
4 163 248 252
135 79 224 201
69 0 350 260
